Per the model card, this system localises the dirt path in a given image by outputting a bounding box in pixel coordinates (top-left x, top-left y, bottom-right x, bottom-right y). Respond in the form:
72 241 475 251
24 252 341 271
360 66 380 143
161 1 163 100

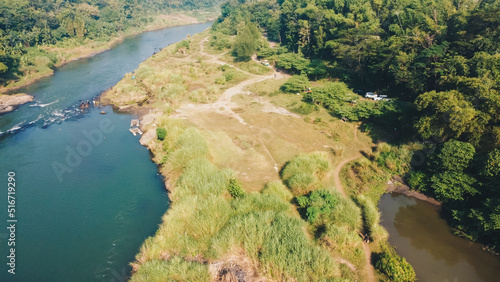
332 124 375 282
174 37 293 124
363 243 376 282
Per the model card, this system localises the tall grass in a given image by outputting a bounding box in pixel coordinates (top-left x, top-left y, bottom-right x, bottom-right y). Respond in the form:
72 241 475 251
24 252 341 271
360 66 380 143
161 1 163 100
281 152 331 196
262 181 293 202
211 210 340 281
131 258 209 282
355 195 388 244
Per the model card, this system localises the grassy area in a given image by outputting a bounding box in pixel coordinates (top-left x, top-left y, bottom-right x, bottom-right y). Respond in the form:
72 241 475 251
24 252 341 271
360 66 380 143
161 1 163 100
131 121 345 281
102 31 249 108
102 27 418 280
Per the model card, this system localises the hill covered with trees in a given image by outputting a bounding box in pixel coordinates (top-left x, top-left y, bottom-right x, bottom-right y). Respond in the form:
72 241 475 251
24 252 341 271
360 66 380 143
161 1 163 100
213 0 500 253
0 0 222 88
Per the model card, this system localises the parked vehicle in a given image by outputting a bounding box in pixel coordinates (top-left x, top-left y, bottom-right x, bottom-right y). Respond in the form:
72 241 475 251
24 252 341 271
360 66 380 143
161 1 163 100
365 92 376 98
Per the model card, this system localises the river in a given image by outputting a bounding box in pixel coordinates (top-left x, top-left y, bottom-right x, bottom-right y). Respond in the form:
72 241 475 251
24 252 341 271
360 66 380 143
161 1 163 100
0 22 211 281
379 193 500 282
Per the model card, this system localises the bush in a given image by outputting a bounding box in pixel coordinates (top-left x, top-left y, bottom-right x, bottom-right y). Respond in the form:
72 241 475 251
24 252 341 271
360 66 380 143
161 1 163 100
374 246 416 282
296 190 339 223
407 170 427 191
156 128 166 141
291 103 318 115
227 178 245 198
276 53 310 74
280 75 309 93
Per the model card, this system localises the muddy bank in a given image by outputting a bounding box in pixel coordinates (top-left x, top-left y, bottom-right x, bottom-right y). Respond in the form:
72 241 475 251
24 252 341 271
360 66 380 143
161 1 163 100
385 176 441 206
0 93 34 114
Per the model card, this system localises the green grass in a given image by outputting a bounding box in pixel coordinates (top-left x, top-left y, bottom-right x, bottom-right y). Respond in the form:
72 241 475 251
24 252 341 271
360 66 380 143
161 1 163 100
262 181 294 202
131 257 209 282
281 152 331 196
354 195 389 244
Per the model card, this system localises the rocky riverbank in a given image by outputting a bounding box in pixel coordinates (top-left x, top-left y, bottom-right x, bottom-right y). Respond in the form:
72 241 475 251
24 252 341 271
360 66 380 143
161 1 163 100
0 94 33 114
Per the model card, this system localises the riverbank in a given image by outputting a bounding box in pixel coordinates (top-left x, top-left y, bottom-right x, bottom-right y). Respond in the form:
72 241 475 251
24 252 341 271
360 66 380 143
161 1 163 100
386 176 441 206
0 12 217 94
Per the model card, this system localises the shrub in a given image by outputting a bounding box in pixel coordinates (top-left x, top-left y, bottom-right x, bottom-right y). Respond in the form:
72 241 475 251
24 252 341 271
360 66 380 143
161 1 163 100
156 128 166 141
280 75 309 93
227 178 245 198
296 190 339 223
291 103 318 115
407 170 428 191
374 246 416 282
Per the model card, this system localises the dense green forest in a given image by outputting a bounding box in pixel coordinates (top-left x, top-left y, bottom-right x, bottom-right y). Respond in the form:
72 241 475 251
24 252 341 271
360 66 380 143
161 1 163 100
0 0 220 87
213 0 500 252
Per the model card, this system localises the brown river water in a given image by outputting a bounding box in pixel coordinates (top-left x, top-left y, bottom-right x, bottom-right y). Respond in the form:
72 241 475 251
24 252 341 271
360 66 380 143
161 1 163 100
379 193 500 282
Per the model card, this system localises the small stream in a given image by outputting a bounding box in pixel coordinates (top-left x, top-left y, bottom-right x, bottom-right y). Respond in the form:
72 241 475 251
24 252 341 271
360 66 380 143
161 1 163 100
379 193 500 282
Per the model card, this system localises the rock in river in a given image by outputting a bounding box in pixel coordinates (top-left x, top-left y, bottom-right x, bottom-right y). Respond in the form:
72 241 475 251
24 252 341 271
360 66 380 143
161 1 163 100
0 93 34 114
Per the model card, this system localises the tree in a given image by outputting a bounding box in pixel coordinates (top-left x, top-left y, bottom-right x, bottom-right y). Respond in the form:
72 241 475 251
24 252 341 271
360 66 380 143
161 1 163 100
232 23 260 61
431 171 477 202
433 140 476 172
415 90 478 141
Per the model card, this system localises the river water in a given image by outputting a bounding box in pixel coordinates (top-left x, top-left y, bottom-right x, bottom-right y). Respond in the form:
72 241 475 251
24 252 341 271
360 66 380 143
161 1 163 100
0 22 211 281
379 193 500 282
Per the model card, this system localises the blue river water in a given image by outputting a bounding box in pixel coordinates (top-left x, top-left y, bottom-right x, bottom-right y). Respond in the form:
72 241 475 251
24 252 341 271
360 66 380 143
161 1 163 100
0 22 211 281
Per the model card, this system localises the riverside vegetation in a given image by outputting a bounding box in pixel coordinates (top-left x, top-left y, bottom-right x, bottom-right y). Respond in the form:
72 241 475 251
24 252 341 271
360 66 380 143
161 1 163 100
102 0 499 280
102 18 415 281
0 0 222 91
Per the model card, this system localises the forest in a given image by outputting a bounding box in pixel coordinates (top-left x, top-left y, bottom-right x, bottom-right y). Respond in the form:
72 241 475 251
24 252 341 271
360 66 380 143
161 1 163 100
213 0 500 253
0 0 221 86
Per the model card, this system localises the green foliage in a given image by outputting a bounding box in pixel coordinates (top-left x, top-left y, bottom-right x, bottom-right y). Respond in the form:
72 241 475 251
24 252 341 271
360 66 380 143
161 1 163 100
280 75 309 93
374 245 416 282
296 190 338 223
227 178 245 198
433 140 476 172
431 172 478 202
415 91 478 141
232 22 261 61
291 102 318 115
482 149 500 178
156 128 166 141
0 62 7 74
407 170 427 192
211 211 340 280
175 39 190 52
276 52 310 75
209 32 231 50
